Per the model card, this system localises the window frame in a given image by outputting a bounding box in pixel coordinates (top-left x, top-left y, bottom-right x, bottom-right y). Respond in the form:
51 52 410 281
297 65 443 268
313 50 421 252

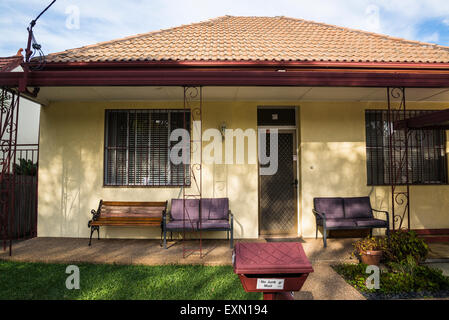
103 109 191 188
365 109 448 186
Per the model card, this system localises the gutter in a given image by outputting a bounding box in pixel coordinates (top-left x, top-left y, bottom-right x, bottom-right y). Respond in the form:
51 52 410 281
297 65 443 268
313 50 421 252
41 60 449 71
2 68 449 88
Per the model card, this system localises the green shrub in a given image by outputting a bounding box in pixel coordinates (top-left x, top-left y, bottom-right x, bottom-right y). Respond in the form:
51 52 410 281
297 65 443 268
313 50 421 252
388 255 419 276
14 158 37 176
333 263 449 295
385 230 428 263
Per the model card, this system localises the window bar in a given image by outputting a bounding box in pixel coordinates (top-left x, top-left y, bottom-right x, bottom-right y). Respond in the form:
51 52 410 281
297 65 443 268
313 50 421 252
403 89 411 229
114 114 118 185
151 111 154 186
104 112 109 185
433 130 438 183
126 111 129 186
167 112 171 186
157 109 160 186
134 110 137 185
427 130 432 183
387 88 395 231
148 112 151 186
159 109 162 186
144 112 151 186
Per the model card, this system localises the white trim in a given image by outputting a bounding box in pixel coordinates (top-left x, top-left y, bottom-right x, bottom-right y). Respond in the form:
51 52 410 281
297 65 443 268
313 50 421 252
295 106 301 237
258 125 297 130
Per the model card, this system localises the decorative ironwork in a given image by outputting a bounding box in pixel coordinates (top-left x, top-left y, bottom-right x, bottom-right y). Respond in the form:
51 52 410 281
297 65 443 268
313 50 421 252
182 86 203 258
387 87 411 231
0 88 19 255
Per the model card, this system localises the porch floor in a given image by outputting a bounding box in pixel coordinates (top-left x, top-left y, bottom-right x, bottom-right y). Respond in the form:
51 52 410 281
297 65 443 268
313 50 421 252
0 237 366 300
1 237 355 266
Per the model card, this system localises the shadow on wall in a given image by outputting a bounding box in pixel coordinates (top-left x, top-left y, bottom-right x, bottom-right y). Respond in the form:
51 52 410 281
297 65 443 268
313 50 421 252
302 142 449 235
38 103 101 238
301 141 372 238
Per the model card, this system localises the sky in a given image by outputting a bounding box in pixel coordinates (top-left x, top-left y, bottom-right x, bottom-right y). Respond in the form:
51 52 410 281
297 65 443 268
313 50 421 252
1 0 449 57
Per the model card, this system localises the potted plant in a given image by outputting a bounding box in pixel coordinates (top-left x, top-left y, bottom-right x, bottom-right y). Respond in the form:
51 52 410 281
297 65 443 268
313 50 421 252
352 236 387 266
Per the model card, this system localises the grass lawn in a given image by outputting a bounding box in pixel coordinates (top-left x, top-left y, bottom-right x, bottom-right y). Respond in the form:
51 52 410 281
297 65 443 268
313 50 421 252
0 260 262 300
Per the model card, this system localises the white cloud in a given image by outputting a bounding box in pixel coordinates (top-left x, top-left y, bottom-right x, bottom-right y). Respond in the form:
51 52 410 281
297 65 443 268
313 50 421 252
1 0 448 56
420 32 440 43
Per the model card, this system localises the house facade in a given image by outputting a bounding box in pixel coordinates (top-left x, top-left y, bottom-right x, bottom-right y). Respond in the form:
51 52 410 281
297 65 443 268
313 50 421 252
2 16 449 240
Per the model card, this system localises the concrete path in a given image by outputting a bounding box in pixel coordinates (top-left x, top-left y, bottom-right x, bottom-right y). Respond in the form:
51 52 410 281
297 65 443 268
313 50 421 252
0 237 364 300
428 243 449 260
425 263 449 276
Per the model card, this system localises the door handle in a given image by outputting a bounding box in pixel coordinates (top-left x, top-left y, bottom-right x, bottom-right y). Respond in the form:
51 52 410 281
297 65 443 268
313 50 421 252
292 179 298 187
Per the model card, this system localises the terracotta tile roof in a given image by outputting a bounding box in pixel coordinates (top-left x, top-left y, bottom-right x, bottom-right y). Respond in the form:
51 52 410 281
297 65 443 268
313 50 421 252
0 50 23 71
46 16 449 64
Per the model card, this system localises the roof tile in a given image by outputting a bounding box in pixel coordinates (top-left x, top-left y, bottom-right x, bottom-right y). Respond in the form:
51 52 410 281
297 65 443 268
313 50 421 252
45 16 449 64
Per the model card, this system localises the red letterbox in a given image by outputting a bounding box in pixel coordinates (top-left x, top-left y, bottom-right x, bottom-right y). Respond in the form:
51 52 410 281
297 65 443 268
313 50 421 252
233 242 314 300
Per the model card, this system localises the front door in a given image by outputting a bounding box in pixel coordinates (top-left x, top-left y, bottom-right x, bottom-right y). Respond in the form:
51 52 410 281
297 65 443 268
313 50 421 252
259 129 298 235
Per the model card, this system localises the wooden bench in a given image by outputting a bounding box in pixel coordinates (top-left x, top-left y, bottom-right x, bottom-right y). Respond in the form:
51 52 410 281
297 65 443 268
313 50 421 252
88 200 168 246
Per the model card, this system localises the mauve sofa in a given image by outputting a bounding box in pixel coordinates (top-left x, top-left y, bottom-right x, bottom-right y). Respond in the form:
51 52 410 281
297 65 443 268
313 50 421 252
163 198 234 249
312 197 389 247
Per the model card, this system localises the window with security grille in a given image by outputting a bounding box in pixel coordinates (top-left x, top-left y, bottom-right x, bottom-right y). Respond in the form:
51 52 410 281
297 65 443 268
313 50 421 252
104 109 190 186
365 110 448 186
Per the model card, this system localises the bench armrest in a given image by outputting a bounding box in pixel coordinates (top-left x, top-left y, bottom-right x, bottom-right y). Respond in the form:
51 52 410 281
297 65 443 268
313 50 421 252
91 200 102 221
229 210 234 222
372 208 389 225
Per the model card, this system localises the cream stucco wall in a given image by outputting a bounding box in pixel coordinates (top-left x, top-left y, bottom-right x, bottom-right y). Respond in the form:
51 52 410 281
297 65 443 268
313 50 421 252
299 101 449 238
38 100 268 239
38 99 449 240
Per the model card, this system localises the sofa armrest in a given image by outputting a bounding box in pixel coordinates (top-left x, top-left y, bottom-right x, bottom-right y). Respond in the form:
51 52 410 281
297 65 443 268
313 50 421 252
162 209 167 227
372 208 389 226
312 209 326 221
229 210 234 224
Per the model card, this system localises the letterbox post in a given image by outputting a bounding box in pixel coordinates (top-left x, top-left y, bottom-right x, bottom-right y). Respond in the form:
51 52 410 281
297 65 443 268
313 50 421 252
233 242 314 301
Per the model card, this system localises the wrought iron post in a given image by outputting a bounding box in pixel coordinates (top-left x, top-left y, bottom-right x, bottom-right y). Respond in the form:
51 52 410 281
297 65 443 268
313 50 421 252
0 88 20 255
182 87 203 258
387 87 411 231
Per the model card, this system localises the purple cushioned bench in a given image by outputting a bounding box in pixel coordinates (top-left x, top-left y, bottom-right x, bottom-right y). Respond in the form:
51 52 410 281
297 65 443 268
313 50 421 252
163 198 234 249
312 197 389 248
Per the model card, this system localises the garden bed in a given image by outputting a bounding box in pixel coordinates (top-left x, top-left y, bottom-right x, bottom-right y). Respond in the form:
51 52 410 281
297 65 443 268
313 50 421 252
332 262 449 300
0 261 262 300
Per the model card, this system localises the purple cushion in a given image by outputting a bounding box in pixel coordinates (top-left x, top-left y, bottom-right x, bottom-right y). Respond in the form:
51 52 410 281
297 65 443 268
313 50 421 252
165 220 198 230
170 199 200 221
343 197 374 219
324 219 357 228
355 219 388 228
314 198 344 219
199 220 230 229
201 198 229 220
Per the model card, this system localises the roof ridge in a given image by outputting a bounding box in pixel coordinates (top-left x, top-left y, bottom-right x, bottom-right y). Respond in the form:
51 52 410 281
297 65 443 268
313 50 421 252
280 16 449 52
46 15 230 57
